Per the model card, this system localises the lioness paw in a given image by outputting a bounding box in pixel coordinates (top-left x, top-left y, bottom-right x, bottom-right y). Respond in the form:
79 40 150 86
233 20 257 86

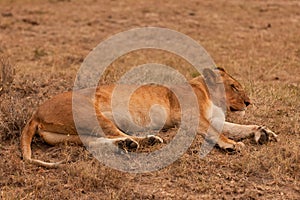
137 135 163 146
254 126 278 144
224 141 245 153
114 138 139 152
146 135 164 145
217 137 245 153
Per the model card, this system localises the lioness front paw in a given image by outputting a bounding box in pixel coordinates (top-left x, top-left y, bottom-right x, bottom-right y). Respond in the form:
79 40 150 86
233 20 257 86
254 126 278 144
223 141 245 152
217 137 245 152
233 141 245 152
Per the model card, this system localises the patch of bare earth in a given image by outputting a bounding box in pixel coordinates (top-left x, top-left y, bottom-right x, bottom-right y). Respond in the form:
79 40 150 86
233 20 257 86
0 0 299 199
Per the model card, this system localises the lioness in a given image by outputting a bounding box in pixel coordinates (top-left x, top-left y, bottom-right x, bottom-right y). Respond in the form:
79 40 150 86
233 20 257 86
21 68 277 167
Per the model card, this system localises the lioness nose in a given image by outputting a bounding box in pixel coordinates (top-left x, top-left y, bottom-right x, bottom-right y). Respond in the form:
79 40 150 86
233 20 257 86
245 101 251 107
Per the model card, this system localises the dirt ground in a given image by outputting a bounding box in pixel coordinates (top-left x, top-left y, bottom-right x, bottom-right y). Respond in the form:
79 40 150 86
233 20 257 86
0 0 299 199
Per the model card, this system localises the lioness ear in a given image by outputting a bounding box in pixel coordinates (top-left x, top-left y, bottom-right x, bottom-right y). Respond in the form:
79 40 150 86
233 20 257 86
203 68 217 86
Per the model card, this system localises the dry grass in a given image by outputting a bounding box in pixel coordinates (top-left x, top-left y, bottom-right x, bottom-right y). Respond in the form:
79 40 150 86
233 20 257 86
0 0 299 199
0 57 15 94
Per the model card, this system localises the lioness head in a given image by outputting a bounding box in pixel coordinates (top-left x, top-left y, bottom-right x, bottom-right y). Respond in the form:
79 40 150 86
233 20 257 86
203 67 251 112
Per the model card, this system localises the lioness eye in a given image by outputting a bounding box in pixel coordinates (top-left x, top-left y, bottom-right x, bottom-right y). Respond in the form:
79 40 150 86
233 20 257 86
231 84 239 92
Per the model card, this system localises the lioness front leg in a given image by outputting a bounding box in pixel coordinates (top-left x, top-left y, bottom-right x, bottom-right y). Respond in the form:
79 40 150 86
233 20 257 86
199 120 245 152
222 122 278 144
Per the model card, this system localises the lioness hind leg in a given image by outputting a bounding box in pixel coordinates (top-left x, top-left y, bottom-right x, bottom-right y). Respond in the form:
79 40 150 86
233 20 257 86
38 131 83 145
39 131 140 152
89 135 163 153
88 137 140 153
95 109 163 149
